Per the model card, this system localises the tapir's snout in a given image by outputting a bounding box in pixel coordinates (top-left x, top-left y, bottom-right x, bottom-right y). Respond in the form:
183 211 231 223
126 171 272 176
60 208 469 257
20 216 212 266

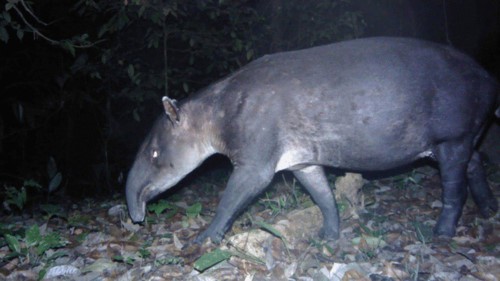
126 182 146 223
129 208 146 223
127 198 146 223
125 161 148 223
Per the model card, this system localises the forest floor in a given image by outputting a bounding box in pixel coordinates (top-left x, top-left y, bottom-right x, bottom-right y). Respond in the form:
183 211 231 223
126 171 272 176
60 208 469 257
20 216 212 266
1 163 499 281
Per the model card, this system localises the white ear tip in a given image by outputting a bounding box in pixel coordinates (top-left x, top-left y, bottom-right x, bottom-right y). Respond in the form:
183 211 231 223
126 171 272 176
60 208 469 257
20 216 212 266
162 96 177 103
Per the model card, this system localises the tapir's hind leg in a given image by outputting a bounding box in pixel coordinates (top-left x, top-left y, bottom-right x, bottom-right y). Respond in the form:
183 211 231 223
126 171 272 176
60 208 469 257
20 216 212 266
293 166 340 240
467 151 498 218
434 139 472 237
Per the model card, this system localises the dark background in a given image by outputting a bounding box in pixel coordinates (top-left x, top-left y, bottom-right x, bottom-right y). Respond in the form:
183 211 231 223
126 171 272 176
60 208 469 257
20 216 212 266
0 0 498 203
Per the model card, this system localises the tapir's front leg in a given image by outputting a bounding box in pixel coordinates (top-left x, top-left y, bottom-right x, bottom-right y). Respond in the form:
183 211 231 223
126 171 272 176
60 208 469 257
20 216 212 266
194 165 275 244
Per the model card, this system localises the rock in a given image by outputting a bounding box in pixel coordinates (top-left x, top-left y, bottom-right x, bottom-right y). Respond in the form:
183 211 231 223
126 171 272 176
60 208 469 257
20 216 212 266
335 173 364 219
44 265 80 279
224 206 323 260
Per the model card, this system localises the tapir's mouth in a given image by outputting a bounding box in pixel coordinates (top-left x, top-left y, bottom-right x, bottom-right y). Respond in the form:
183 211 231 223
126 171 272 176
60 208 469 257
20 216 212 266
129 200 146 223
127 178 185 224
126 183 149 223
128 183 163 223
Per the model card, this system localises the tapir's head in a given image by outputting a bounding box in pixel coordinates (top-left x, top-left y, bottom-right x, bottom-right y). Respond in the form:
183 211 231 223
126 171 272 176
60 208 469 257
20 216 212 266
126 96 214 223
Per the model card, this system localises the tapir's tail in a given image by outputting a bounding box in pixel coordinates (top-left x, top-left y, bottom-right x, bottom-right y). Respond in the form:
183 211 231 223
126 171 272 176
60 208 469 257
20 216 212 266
496 88 500 117
497 93 500 117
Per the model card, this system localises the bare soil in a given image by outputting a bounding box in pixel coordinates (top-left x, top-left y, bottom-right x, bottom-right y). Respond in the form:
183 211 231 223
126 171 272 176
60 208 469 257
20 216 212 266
1 164 499 280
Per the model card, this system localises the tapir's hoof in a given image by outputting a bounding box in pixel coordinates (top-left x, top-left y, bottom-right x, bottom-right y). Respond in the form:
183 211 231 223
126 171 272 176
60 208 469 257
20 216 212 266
194 229 224 245
318 227 340 241
433 225 455 238
193 234 209 245
478 198 498 218
181 241 203 256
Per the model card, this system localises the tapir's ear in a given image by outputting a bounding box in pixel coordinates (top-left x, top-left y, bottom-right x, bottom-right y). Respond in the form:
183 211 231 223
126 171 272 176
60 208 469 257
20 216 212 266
162 96 180 125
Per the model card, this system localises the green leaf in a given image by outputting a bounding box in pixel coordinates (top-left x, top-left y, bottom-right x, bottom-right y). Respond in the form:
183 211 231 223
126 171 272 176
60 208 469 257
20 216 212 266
113 255 124 262
233 39 242 51
127 64 134 78
117 12 130 30
48 172 62 193
80 33 89 41
246 49 254 60
40 204 66 220
150 11 161 25
164 208 178 219
0 26 9 43
61 41 75 56
21 187 27 208
98 25 108 38
91 71 102 79
24 179 42 189
5 186 26 210
25 224 41 247
3 11 11 23
255 220 283 239
182 82 189 93
132 109 140 122
147 199 177 217
47 156 58 179
5 3 15 11
138 247 151 258
186 202 202 218
38 268 47 280
351 235 387 248
5 234 21 253
138 6 146 17
101 52 108 64
194 248 232 272
16 29 23 40
67 44 76 56
37 232 66 255
46 250 68 261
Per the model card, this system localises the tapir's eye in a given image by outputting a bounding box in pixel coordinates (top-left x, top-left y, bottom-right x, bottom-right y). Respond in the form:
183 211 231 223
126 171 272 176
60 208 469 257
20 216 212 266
151 149 160 159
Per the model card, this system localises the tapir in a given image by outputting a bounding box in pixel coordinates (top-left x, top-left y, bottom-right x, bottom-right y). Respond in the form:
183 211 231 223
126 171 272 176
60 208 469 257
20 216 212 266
126 37 499 244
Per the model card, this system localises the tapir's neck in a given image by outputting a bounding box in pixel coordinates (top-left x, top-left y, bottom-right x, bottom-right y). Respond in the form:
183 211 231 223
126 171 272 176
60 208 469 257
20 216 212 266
178 97 226 157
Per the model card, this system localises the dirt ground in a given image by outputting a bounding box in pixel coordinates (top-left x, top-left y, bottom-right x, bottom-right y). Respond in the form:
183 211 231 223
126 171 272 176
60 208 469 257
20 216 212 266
1 164 499 280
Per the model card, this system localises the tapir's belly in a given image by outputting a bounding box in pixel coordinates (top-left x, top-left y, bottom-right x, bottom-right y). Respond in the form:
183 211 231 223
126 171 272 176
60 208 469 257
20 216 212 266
275 117 434 172
275 142 433 172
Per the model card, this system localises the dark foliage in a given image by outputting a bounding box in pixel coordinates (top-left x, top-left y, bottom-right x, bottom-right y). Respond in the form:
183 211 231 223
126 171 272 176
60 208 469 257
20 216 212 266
0 0 498 204
0 0 365 201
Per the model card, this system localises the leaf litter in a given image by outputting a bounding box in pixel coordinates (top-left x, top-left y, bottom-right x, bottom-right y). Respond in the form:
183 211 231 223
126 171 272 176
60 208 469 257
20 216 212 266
0 164 498 280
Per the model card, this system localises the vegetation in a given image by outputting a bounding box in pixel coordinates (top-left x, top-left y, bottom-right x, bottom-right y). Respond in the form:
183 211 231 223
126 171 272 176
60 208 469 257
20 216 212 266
0 0 365 202
2 224 68 265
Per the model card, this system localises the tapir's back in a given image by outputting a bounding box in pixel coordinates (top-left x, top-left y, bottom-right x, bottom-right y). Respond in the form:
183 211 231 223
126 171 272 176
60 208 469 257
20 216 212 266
221 37 495 116
206 37 497 170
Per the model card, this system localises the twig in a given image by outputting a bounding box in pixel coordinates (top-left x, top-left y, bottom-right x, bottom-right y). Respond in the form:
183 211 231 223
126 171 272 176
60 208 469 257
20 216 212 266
12 4 59 45
442 0 453 46
20 0 48 26
12 2 106 48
